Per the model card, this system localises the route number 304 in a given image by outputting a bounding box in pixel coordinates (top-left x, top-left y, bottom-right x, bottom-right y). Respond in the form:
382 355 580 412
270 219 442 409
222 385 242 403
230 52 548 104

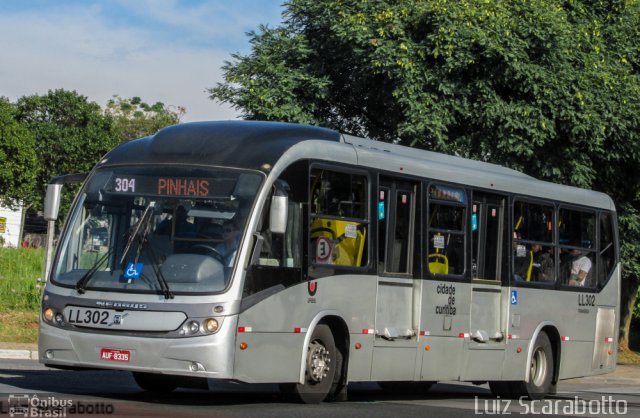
114 177 136 193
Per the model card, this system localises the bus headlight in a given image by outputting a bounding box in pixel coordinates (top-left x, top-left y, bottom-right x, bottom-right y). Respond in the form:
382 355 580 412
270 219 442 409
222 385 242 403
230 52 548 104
187 320 200 334
43 308 55 322
203 318 219 333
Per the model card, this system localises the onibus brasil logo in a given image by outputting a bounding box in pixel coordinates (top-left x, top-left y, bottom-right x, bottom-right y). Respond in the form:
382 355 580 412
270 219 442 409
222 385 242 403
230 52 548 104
3 394 115 417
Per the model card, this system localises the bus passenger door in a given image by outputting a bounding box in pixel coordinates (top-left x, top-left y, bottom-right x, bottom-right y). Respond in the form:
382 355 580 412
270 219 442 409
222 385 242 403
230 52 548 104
372 178 420 381
465 192 507 380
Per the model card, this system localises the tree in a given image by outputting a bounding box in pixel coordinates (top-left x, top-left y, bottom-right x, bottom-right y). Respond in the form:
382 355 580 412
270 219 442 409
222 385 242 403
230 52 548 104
16 89 121 214
0 98 38 209
105 95 185 141
210 0 640 347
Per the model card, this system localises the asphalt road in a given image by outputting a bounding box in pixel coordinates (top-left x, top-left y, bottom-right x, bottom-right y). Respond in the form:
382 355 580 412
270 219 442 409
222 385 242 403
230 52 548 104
0 360 638 418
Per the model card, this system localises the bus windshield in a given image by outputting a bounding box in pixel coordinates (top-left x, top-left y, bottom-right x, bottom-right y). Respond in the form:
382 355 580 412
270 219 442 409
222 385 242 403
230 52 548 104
52 166 263 295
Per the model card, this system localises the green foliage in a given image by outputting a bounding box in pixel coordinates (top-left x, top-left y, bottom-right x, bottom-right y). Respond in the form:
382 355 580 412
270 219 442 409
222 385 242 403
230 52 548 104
211 0 639 175
210 0 640 319
15 89 121 212
0 247 44 312
0 98 38 208
105 95 185 141
621 199 640 319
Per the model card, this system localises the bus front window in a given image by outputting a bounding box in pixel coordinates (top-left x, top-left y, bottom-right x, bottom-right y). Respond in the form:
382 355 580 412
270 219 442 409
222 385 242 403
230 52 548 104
52 166 263 295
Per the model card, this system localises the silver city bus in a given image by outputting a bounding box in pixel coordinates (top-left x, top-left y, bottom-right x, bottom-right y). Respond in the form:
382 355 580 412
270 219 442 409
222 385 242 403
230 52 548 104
39 121 619 403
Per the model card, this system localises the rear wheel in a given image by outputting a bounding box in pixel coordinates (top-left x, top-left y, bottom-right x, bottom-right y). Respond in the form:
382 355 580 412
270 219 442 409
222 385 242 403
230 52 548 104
280 324 337 404
492 332 554 400
523 332 553 400
132 372 178 393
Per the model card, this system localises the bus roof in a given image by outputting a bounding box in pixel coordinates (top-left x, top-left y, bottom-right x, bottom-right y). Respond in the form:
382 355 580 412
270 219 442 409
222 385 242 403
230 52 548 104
99 120 614 211
100 120 340 170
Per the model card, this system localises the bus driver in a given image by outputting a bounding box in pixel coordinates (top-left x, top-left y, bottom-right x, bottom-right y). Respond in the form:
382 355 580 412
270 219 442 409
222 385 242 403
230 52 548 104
215 220 239 268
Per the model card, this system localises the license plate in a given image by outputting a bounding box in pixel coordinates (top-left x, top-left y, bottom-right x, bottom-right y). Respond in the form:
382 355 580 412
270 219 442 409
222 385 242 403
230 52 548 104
64 306 119 328
100 348 130 362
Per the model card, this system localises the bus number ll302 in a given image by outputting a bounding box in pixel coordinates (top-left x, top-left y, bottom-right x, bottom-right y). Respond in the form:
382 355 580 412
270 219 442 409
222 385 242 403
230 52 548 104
578 294 595 307
64 307 111 325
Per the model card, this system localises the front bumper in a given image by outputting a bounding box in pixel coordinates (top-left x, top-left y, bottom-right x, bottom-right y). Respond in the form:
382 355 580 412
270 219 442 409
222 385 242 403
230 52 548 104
38 315 238 379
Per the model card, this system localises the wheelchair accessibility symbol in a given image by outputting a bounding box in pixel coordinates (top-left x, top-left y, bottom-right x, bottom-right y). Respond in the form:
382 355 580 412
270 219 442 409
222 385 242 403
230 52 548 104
124 262 143 280
511 290 518 305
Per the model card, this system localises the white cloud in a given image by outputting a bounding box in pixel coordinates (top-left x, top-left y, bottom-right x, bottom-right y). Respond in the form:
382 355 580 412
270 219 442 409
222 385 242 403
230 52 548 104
0 2 280 122
113 0 281 43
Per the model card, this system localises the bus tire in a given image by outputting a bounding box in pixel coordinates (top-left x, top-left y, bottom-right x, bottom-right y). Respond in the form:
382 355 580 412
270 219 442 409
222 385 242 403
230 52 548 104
132 372 178 393
281 324 337 404
522 332 553 400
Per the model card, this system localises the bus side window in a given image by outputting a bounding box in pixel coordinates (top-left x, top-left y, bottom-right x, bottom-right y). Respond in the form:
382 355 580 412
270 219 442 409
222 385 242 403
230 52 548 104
598 212 616 288
244 161 308 297
512 201 555 284
310 168 368 267
427 186 466 276
258 162 308 268
558 208 595 287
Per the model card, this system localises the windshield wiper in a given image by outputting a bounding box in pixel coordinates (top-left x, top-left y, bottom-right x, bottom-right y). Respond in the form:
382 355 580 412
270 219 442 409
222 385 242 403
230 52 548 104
118 200 173 299
76 247 114 294
76 201 155 295
119 201 156 267
135 212 174 299
76 200 174 299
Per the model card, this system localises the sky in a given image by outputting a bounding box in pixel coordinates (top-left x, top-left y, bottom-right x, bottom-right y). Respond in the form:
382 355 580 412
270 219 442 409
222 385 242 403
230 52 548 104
0 0 284 122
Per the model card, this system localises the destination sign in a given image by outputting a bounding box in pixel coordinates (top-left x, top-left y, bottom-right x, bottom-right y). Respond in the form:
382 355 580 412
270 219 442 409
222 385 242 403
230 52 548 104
429 184 466 204
108 175 215 198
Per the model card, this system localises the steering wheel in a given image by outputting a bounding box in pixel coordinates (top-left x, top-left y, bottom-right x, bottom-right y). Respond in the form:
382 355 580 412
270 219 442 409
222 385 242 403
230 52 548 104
190 244 224 263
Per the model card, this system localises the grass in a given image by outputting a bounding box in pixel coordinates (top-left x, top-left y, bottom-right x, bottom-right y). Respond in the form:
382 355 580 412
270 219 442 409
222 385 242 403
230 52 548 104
617 349 640 365
0 247 44 312
0 310 39 343
0 248 43 343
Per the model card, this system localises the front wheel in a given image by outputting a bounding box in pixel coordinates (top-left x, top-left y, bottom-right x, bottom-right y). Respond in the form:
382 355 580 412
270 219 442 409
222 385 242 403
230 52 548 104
280 324 337 404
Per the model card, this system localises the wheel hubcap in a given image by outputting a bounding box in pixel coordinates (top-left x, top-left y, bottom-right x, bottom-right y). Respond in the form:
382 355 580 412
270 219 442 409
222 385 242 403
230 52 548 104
307 340 331 383
530 347 547 386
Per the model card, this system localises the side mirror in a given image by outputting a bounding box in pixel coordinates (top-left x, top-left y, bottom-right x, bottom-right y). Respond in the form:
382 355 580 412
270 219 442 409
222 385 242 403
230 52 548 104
43 172 88 221
269 180 290 234
42 172 88 282
44 184 63 221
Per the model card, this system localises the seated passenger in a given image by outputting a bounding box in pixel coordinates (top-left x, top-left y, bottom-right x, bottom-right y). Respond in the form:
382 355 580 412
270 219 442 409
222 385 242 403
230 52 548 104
568 248 592 286
513 244 532 282
531 244 554 282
